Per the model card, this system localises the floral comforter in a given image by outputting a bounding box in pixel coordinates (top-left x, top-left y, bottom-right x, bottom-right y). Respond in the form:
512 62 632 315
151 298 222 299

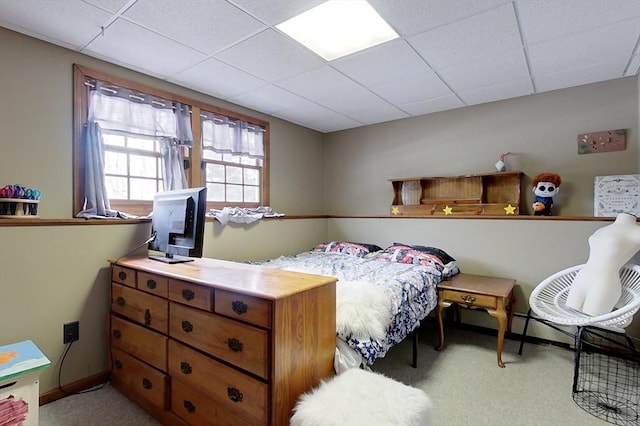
252 251 441 365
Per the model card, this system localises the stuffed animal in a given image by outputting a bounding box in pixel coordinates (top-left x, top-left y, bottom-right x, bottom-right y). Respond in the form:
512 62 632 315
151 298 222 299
532 172 561 216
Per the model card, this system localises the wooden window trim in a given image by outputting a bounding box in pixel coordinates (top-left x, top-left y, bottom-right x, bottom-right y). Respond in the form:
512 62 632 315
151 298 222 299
72 64 270 216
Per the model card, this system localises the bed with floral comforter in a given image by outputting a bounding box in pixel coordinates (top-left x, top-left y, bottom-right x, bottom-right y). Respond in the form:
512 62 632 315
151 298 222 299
252 241 459 368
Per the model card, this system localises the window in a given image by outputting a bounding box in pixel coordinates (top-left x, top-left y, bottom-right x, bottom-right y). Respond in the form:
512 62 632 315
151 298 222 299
72 64 269 217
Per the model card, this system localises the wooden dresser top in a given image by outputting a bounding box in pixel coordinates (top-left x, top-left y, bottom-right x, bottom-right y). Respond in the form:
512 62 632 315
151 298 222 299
111 256 336 300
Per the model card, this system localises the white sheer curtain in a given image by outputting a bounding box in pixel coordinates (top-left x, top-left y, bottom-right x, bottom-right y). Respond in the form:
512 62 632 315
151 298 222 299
77 83 190 218
201 112 264 158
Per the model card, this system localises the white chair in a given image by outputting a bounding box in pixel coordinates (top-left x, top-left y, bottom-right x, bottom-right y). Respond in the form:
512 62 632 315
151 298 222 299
518 263 640 355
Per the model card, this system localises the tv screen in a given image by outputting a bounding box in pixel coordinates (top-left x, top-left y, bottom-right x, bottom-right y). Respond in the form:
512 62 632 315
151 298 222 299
148 187 207 264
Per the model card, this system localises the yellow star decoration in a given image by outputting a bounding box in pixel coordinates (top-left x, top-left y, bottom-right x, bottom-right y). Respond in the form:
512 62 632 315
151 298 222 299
443 205 453 215
504 204 516 215
391 206 400 215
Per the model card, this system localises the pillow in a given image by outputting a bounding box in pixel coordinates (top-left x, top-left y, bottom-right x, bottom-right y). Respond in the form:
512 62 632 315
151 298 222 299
377 244 460 278
392 242 456 264
312 241 381 258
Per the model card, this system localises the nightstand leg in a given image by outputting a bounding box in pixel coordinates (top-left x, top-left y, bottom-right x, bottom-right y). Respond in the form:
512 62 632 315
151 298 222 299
435 300 452 351
487 305 507 368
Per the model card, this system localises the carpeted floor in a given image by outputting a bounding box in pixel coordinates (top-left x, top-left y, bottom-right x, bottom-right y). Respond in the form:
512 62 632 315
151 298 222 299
40 325 616 425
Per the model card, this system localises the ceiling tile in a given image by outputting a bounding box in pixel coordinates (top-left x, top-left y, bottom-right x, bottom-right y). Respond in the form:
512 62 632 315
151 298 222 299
439 48 530 92
346 104 410 126
517 0 640 45
370 71 453 105
0 0 112 50
408 2 522 70
368 0 511 37
122 0 266 55
228 0 326 25
399 95 465 116
534 56 631 93
458 78 534 106
83 0 134 13
229 85 313 114
170 58 267 100
83 18 206 78
274 101 362 133
331 39 432 87
214 29 325 82
276 66 361 102
528 17 640 76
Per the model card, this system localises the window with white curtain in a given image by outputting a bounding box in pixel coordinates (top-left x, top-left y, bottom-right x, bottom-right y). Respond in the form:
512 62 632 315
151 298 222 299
72 64 270 217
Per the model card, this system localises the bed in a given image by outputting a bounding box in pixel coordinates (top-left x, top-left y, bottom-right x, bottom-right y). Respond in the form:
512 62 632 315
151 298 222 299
251 241 459 371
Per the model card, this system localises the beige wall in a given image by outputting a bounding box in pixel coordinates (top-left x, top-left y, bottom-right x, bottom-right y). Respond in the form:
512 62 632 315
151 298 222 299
323 77 638 217
323 77 640 342
0 28 327 393
1 27 640 395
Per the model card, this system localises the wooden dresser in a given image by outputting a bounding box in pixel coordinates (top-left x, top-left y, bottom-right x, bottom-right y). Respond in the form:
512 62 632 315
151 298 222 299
109 256 336 426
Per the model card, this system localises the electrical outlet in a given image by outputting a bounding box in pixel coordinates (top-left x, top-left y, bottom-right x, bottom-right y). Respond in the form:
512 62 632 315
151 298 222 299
63 321 80 344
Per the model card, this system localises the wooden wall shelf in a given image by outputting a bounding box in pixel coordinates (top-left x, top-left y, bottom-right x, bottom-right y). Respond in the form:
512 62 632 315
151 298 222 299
390 171 524 216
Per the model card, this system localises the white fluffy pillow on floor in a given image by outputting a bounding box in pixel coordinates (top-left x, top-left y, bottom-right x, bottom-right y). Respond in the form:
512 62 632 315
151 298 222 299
290 368 432 426
336 280 392 341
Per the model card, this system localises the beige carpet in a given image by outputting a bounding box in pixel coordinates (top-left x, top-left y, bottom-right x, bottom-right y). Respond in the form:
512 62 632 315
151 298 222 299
40 326 615 425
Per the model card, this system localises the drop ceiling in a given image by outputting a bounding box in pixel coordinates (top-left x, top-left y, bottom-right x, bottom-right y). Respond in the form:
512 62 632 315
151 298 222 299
1 0 639 133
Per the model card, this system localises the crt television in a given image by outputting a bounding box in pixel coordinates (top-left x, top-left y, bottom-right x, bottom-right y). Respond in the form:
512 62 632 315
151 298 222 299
148 187 207 264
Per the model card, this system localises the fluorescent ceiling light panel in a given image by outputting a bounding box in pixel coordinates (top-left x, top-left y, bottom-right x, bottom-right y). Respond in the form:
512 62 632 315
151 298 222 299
276 0 399 61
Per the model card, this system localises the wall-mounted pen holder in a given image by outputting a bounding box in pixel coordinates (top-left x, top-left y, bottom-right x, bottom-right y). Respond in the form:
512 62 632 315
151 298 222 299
0 198 40 217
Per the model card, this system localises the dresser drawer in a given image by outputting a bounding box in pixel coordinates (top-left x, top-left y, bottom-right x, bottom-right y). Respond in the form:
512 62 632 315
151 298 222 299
215 290 272 329
441 289 497 309
169 302 269 379
171 378 255 426
168 340 268 425
169 279 213 311
111 347 168 410
138 271 169 298
111 283 168 334
110 314 167 372
112 266 136 288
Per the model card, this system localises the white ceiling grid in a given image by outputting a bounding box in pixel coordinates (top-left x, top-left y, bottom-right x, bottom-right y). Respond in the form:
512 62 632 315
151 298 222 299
0 0 639 133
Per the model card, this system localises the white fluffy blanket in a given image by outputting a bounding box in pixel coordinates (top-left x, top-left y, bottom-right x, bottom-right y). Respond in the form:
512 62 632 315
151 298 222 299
335 280 392 341
282 266 392 340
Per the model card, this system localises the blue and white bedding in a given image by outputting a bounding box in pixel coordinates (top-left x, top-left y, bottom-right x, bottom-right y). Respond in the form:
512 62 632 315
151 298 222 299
253 250 443 365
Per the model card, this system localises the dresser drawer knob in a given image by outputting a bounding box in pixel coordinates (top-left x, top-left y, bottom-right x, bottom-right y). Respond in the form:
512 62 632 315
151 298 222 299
144 308 151 326
146 279 157 290
116 296 126 306
142 378 152 390
461 294 476 303
118 271 127 281
227 387 243 402
181 320 193 333
180 361 192 375
114 360 123 369
231 301 248 315
112 329 122 339
184 400 196 414
227 338 243 352
181 289 195 301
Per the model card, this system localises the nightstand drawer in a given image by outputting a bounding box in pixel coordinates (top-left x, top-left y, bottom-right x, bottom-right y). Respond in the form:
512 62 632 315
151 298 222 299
170 302 269 379
168 340 268 425
112 266 136 288
441 289 497 309
112 283 168 333
215 290 272 329
138 272 169 298
111 314 167 372
169 279 213 311
111 347 168 410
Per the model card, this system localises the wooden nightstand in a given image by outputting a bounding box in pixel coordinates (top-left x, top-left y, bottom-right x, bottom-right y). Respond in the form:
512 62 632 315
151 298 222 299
435 273 516 367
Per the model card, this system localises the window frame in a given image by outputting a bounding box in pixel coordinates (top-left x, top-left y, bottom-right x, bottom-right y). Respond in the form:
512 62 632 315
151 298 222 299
72 64 270 217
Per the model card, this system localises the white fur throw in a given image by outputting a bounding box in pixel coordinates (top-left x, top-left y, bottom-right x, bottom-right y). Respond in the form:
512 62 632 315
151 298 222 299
336 280 392 341
290 368 432 426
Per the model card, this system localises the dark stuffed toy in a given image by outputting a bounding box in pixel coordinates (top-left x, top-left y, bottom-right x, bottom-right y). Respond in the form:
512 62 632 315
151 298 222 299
532 172 561 216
